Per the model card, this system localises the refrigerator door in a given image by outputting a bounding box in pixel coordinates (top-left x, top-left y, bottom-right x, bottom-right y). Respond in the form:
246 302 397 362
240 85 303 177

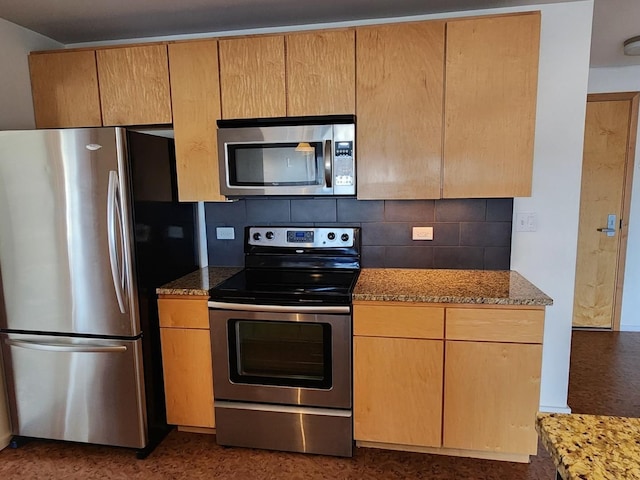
0 128 139 337
0 333 147 448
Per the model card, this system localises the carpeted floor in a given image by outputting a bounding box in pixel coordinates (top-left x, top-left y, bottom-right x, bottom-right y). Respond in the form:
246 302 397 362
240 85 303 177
0 330 635 479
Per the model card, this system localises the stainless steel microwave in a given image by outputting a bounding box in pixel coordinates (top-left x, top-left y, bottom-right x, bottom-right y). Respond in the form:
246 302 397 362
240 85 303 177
217 115 355 197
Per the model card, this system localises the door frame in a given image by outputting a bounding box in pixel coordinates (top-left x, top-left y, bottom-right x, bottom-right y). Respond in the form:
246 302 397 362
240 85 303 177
578 92 639 330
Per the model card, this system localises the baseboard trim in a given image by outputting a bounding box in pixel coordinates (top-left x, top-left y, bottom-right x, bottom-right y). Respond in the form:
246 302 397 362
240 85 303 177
539 405 572 414
177 426 216 435
355 441 531 463
619 324 640 332
0 430 12 451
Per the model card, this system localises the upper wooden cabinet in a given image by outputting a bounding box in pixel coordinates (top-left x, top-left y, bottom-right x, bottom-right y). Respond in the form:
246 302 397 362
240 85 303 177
29 50 102 128
356 21 445 200
443 12 540 198
168 41 225 202
286 30 355 116
219 36 287 119
96 44 172 126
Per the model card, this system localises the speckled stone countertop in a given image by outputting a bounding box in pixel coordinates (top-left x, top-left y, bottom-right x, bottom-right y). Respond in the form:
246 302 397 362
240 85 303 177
156 267 242 296
353 268 552 305
537 413 640 480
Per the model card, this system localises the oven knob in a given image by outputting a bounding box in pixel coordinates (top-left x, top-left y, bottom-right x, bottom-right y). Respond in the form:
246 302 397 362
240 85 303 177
253 232 261 241
341 233 350 242
327 232 336 240
266 231 274 240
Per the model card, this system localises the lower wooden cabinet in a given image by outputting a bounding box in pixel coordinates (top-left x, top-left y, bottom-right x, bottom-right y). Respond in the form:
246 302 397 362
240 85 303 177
158 296 214 429
353 302 545 461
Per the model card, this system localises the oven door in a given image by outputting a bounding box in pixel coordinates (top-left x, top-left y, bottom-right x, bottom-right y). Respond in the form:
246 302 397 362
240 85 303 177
209 303 351 409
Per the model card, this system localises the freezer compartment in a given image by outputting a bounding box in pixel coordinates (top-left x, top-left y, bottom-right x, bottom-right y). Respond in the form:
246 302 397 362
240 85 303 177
0 333 147 449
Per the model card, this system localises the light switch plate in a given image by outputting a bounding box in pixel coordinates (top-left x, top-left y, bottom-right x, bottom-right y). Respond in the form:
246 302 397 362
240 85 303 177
216 226 235 240
412 226 434 241
515 213 537 232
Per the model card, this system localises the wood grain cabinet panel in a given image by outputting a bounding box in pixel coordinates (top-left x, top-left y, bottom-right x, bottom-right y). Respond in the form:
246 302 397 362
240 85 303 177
443 12 540 198
286 30 355 116
354 336 443 447
443 341 542 455
160 327 215 428
446 308 545 343
219 36 286 119
158 296 214 429
168 41 225 202
97 44 172 126
356 21 445 200
354 303 444 339
29 50 102 128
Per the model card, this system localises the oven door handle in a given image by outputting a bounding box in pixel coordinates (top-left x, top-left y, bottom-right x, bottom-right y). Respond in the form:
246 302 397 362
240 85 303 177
207 301 350 314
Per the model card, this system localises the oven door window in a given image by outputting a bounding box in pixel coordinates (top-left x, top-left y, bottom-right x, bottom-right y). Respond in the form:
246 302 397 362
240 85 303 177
228 319 332 389
227 142 323 187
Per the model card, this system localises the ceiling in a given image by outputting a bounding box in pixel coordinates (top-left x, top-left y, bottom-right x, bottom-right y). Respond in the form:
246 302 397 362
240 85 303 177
0 0 638 67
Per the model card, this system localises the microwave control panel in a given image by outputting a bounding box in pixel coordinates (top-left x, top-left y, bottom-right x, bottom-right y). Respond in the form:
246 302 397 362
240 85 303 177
334 141 354 187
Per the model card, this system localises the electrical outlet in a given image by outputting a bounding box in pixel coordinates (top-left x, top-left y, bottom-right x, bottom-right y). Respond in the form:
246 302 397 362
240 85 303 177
216 226 235 240
412 226 434 241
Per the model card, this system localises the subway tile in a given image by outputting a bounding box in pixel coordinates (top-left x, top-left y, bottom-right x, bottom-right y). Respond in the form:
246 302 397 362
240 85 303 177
460 222 512 247
484 247 512 270
486 198 514 222
291 199 337 223
205 199 247 224
384 200 435 222
245 198 291 223
362 222 412 246
361 246 386 268
384 246 434 268
433 247 484 269
337 198 384 222
435 199 486 222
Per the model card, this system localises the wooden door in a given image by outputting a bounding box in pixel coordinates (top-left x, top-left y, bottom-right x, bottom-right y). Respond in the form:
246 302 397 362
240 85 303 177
354 336 443 447
356 21 445 200
168 40 225 202
160 327 215 428
573 93 639 329
219 36 286 119
97 44 172 126
443 341 542 455
443 12 540 198
29 50 102 128
286 30 355 116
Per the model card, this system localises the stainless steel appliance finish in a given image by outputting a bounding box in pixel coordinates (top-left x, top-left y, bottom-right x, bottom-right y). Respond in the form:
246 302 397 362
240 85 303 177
217 115 355 197
0 128 197 452
209 226 359 457
0 333 146 447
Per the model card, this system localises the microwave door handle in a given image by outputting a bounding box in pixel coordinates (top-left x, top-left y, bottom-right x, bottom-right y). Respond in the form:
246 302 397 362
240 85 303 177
323 140 332 188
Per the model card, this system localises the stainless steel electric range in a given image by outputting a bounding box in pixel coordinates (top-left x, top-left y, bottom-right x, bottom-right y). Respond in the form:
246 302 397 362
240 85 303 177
208 226 360 457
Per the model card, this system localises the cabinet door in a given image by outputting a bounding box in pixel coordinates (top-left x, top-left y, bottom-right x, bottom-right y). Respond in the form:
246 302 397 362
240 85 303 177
354 336 443 447
97 44 172 126
160 328 215 428
219 36 286 119
443 12 540 198
356 21 445 200
29 50 102 128
443 341 542 455
286 30 355 116
168 41 225 202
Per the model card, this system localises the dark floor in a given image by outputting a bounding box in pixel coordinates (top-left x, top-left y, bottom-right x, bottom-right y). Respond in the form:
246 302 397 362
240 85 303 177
0 330 636 479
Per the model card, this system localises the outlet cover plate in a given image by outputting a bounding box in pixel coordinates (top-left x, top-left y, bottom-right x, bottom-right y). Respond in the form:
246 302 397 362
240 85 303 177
412 226 434 241
216 226 235 240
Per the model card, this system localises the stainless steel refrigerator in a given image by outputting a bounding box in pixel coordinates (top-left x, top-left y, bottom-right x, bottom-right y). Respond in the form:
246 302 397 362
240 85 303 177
0 127 198 455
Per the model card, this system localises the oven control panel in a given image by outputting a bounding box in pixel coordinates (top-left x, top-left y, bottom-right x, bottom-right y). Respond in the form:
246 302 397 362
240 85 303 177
248 227 356 248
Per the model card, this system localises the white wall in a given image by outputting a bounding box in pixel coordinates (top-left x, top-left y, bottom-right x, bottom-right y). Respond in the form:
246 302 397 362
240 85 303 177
509 0 594 413
0 17 62 450
588 66 640 332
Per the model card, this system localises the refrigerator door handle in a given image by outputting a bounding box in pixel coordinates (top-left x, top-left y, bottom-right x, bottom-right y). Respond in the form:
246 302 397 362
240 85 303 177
4 338 128 353
107 170 127 314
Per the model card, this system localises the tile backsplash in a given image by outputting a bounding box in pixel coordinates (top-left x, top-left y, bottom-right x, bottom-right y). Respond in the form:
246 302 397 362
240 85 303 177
205 198 513 270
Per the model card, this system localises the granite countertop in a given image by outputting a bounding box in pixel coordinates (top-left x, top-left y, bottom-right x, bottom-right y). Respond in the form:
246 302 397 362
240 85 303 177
537 413 640 480
156 267 242 296
353 268 553 306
